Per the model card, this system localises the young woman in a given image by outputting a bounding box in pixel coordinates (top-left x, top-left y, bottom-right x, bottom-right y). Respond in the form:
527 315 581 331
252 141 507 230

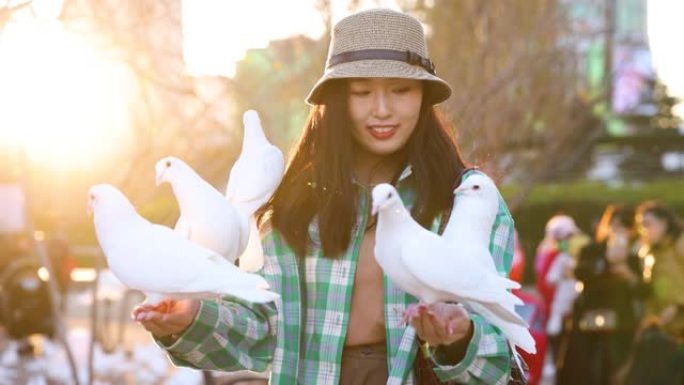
133 8 517 384
636 200 684 339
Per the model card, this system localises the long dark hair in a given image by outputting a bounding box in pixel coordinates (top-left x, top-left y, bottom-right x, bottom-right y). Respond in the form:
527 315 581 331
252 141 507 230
259 79 467 258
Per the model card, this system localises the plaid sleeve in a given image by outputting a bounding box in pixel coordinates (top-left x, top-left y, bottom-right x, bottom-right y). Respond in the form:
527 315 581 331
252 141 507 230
427 193 515 384
156 296 278 372
154 224 281 372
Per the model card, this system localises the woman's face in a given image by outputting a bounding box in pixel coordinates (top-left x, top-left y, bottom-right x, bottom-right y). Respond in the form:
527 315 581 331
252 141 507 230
638 211 668 245
348 78 423 157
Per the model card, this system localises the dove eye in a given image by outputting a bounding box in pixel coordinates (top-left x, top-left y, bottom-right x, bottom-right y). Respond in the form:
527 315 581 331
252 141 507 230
473 185 481 191
165 160 171 167
386 192 392 199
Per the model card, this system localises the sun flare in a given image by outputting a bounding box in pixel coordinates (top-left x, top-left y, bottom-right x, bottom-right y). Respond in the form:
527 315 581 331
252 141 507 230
0 18 134 171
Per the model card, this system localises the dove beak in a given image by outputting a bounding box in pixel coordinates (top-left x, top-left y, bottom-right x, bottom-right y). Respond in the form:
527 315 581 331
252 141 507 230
155 170 165 186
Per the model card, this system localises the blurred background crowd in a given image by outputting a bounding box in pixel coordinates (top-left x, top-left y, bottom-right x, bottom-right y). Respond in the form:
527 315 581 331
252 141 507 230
0 0 683 384
517 201 684 385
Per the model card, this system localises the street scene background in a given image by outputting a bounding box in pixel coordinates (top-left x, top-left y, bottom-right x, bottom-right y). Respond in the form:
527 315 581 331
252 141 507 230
1 0 683 384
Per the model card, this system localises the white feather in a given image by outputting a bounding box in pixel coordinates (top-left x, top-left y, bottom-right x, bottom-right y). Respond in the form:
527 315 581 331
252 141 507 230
155 156 247 263
89 184 279 304
372 177 536 355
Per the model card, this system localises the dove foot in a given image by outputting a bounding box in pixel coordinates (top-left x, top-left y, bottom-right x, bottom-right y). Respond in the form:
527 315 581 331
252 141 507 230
143 293 167 308
402 303 427 325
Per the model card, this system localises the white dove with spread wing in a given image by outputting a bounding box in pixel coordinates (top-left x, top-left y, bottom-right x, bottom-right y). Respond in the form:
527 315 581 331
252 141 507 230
88 184 279 306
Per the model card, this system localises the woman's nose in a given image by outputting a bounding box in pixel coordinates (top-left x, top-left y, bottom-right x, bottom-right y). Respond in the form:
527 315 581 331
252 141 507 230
372 90 391 118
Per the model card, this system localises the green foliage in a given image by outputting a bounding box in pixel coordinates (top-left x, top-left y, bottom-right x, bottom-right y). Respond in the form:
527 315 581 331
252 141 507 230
502 179 684 284
501 179 684 206
232 36 326 148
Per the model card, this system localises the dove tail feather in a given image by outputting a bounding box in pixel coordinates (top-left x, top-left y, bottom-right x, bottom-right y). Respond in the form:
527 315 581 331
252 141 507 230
468 302 536 354
495 275 521 290
489 302 528 327
472 283 523 308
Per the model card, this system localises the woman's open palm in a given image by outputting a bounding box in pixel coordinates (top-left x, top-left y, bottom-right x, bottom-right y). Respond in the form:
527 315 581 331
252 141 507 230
132 299 200 338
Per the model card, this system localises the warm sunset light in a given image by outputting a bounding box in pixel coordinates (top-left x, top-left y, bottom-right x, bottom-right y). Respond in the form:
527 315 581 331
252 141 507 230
0 17 134 171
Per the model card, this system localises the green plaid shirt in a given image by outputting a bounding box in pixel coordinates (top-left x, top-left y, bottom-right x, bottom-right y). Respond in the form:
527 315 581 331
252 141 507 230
157 168 515 384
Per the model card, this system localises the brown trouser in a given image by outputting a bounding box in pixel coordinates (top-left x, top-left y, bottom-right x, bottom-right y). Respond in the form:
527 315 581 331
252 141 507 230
339 341 389 385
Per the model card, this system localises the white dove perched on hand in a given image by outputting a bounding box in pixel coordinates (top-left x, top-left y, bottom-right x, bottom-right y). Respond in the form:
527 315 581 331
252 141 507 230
226 110 285 272
88 184 279 306
441 173 536 357
156 156 247 263
372 180 536 355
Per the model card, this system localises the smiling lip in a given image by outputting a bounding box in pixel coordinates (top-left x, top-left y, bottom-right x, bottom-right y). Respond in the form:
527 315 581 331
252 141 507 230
367 124 399 140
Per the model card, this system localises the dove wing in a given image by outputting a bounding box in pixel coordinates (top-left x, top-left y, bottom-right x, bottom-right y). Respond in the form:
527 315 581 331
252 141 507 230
226 147 284 208
238 216 265 273
173 215 191 238
108 222 248 294
400 236 519 305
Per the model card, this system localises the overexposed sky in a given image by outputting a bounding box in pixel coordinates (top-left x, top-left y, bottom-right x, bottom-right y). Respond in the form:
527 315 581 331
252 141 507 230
181 0 400 77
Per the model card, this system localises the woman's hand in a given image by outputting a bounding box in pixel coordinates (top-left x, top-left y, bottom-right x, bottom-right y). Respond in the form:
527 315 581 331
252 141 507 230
410 302 473 347
132 299 200 339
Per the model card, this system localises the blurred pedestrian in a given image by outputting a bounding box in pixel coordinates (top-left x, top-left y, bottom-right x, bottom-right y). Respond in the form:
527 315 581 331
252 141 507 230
535 215 587 325
534 215 587 372
557 205 645 385
636 200 684 339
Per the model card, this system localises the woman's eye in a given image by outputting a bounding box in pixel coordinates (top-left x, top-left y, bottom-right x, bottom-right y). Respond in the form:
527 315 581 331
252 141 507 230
350 90 370 96
393 87 411 94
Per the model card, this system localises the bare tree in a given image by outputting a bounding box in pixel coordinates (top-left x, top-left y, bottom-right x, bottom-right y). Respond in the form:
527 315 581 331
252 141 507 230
0 1 32 28
403 0 606 212
54 0 243 222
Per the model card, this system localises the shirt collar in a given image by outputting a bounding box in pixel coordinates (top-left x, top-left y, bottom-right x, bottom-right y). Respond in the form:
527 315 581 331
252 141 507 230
397 165 413 182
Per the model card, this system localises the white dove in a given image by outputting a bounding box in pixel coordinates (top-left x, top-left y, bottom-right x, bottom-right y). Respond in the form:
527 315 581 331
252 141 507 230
371 182 536 355
155 156 247 263
226 110 285 272
442 174 502 273
442 173 537 358
444 173 537 356
88 184 279 306
226 110 285 214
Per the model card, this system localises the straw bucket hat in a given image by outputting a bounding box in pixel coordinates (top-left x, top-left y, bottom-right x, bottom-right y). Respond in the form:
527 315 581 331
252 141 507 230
306 8 452 105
